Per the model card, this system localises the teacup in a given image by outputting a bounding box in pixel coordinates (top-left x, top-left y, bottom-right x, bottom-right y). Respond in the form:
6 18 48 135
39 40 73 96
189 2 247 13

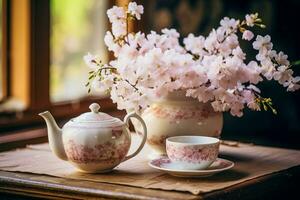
166 136 220 170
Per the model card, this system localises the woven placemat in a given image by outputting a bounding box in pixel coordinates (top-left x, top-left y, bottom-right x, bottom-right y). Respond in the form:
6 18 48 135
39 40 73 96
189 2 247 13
0 135 300 195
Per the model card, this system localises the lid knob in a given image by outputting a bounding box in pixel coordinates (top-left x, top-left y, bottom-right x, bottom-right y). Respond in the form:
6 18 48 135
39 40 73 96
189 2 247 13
89 103 100 113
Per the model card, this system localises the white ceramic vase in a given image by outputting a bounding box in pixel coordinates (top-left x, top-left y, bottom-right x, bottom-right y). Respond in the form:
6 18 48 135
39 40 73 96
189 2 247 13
132 91 223 157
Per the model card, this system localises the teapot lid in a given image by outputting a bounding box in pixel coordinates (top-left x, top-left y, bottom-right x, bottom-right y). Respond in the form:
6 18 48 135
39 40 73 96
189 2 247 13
72 103 124 127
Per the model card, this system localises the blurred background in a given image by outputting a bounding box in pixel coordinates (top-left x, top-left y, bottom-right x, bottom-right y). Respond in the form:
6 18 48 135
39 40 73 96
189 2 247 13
141 0 300 148
0 0 299 149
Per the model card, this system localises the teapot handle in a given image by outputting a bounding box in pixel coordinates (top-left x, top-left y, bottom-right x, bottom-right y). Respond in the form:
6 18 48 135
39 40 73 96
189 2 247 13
122 112 147 162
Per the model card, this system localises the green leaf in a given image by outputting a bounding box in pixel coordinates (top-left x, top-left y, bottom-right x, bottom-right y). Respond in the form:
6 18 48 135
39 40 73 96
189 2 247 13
292 60 300 66
263 104 268 111
88 74 95 80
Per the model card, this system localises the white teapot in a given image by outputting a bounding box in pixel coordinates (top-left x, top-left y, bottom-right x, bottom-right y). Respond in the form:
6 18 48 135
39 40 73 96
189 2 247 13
39 103 147 173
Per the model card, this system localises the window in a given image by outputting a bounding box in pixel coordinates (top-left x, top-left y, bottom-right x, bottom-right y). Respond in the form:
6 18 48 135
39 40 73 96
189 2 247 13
0 0 3 99
0 0 5 100
0 0 120 131
50 0 108 102
0 0 9 102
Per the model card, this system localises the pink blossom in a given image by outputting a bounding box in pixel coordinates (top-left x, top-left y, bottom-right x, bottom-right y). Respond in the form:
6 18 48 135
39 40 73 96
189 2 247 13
287 82 300 92
162 28 180 38
84 4 300 117
232 47 246 60
273 65 293 84
183 34 205 55
242 30 254 41
245 14 257 27
220 17 239 33
245 61 263 84
253 35 273 51
107 6 125 22
104 31 121 55
83 53 98 69
247 84 261 93
275 51 290 66
112 20 126 37
128 2 144 20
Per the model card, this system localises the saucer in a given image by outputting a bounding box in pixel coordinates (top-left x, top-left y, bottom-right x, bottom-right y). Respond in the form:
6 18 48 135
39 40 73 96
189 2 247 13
148 157 234 178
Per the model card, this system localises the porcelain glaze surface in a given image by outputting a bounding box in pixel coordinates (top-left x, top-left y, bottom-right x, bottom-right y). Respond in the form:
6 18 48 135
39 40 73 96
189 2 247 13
166 136 220 170
132 91 223 155
149 157 234 177
62 125 131 172
39 103 147 173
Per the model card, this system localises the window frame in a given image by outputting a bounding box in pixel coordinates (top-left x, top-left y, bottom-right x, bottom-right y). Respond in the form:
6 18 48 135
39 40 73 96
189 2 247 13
0 0 9 101
0 0 124 132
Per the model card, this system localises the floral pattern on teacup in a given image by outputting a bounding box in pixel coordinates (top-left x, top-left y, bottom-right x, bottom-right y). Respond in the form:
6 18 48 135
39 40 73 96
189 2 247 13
150 157 171 167
166 142 219 163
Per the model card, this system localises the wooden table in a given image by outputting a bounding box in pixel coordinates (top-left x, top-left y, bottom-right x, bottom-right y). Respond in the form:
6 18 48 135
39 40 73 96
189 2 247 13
0 163 299 199
0 128 300 200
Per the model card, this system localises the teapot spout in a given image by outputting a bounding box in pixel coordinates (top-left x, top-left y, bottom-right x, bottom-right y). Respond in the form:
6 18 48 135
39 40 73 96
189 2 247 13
39 111 68 161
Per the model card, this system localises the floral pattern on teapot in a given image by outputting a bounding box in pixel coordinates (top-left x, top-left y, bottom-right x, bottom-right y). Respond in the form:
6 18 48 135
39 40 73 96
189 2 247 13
39 103 147 173
65 138 130 164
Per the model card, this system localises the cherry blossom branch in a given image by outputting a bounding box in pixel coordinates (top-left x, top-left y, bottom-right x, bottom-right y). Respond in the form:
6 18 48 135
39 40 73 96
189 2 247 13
84 2 299 116
124 79 139 92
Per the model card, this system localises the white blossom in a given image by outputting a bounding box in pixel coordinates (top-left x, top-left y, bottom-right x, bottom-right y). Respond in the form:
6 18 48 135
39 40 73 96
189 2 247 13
183 34 205 55
84 4 299 117
253 35 273 52
245 13 258 27
128 2 144 20
242 30 254 41
287 81 300 92
245 61 263 84
275 51 290 66
273 65 293 84
83 53 98 69
107 6 125 22
111 20 126 37
104 31 121 55
220 17 239 33
232 46 246 60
